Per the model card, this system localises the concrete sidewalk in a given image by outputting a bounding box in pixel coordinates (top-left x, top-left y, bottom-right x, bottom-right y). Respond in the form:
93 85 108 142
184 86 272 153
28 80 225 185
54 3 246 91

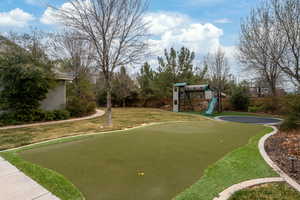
0 156 60 200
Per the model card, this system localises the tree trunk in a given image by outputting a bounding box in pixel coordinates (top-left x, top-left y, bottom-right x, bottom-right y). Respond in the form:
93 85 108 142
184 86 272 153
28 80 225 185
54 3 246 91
219 92 223 113
122 99 126 107
271 84 277 97
271 85 278 111
217 91 222 113
106 81 113 127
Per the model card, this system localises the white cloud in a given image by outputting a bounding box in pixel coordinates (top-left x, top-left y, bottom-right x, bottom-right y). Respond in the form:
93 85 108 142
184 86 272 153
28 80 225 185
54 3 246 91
214 18 232 24
143 12 239 74
145 12 226 57
40 1 90 25
144 12 190 35
40 7 57 25
0 8 35 27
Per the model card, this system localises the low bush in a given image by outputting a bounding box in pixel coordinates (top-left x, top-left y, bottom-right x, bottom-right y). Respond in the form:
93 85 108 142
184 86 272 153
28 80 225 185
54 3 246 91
230 87 250 111
86 102 96 114
0 112 19 125
67 97 96 117
280 115 299 131
0 109 71 126
43 111 56 121
250 95 300 115
248 105 263 113
66 73 96 117
53 110 70 120
279 95 300 131
13 109 48 122
284 95 300 117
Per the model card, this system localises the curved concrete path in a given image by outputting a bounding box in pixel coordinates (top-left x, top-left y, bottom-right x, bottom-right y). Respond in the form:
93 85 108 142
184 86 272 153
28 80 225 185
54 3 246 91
213 177 284 200
0 157 59 200
0 109 105 130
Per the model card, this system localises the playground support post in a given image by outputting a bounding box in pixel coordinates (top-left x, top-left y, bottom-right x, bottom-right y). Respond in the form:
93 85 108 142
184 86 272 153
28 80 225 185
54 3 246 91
218 91 223 113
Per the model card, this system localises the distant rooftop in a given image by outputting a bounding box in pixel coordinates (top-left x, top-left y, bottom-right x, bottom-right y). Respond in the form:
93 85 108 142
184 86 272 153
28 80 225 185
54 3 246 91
54 71 74 81
174 83 187 87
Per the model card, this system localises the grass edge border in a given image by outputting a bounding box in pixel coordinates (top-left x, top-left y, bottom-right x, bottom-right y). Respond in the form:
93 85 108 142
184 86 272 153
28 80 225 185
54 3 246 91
0 151 85 200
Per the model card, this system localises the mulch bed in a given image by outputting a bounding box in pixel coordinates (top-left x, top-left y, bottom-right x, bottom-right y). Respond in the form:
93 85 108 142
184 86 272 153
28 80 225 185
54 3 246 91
265 130 300 183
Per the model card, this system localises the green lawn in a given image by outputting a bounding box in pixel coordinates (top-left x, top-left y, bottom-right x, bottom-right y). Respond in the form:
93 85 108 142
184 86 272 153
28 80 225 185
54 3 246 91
14 120 266 200
229 183 300 200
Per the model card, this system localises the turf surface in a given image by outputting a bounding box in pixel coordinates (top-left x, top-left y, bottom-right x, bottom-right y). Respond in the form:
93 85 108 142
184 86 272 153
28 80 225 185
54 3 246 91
174 127 277 200
19 121 265 200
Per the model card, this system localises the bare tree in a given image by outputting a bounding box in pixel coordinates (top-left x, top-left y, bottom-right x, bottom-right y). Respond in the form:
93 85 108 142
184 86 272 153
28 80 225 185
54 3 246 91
239 2 284 96
48 31 96 83
6 29 50 63
113 66 137 107
204 48 231 112
272 0 300 86
53 0 149 126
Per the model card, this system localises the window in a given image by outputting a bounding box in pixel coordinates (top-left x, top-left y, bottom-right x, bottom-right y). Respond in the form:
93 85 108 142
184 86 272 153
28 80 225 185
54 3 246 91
174 87 178 92
174 100 178 105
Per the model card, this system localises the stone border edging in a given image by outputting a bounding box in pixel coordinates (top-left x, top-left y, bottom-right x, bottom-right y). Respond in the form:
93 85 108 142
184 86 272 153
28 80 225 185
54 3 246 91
259 126 300 192
0 109 105 130
212 177 285 200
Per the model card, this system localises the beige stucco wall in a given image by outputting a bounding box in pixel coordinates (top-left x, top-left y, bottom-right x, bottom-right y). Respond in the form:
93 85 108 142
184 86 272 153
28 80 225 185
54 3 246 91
40 80 67 111
0 80 67 113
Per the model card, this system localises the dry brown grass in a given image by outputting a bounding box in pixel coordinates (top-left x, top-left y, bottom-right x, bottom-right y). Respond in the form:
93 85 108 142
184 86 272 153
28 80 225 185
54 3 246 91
0 108 205 150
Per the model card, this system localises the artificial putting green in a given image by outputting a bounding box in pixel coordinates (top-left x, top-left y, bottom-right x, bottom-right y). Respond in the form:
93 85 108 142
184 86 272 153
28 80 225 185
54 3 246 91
19 121 265 200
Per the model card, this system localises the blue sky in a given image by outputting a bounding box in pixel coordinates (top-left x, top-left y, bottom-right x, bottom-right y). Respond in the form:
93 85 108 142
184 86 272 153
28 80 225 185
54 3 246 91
0 0 261 76
148 0 259 46
0 0 260 46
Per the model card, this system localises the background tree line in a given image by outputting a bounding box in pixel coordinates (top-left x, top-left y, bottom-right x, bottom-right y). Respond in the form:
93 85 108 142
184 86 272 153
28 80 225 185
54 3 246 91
238 0 300 130
96 46 234 110
239 0 300 98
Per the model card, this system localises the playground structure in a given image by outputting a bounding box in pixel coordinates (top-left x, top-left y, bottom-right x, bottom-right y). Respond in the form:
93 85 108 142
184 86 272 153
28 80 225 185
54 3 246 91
173 83 218 115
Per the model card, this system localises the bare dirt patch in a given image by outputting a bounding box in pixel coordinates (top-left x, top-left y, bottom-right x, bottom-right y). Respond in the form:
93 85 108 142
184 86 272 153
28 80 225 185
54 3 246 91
265 130 300 183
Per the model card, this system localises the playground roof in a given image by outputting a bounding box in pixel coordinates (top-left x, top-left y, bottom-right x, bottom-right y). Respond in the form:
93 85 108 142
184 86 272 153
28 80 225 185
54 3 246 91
174 83 187 87
185 84 210 91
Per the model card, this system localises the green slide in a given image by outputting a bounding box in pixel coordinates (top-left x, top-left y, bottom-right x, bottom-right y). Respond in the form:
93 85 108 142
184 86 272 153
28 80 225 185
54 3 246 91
205 97 218 115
